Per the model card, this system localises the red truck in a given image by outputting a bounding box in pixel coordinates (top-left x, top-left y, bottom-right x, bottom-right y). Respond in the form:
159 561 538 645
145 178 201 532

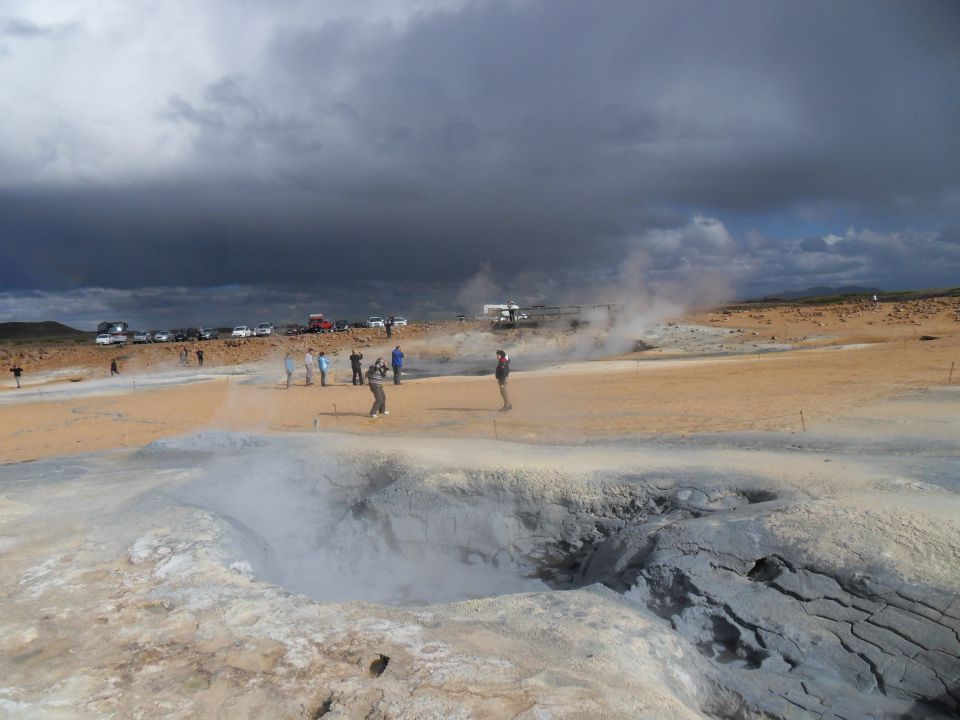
308 314 334 333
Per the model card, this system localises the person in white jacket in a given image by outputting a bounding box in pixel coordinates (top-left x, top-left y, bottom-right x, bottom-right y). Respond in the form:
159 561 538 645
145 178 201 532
304 349 315 385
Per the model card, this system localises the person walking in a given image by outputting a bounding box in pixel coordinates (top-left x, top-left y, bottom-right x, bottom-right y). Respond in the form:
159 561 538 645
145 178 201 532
367 358 388 418
284 352 295 389
196 348 204 367
350 349 364 385
507 300 518 323
495 349 511 410
385 316 394 339
318 351 329 386
110 359 119 376
304 349 315 385
391 345 404 385
10 363 23 388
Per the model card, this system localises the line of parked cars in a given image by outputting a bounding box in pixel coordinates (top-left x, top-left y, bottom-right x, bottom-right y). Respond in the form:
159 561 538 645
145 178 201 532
97 317 412 345
231 323 284 337
364 316 407 328
96 328 222 345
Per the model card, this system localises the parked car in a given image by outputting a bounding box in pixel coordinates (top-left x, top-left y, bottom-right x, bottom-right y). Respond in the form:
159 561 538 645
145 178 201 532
351 320 367 328
256 323 274 336
366 316 385 328
133 331 151 344
392 316 408 327
111 333 128 344
308 315 334 333
199 328 220 340
232 326 253 338
333 320 350 332
174 330 188 342
95 333 113 345
153 330 173 342
283 324 300 336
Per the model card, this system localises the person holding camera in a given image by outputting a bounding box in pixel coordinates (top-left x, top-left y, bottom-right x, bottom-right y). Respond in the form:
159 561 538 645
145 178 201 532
367 358 389 418
495 349 512 411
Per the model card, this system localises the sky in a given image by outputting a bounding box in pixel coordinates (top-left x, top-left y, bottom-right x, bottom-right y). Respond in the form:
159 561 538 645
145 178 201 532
1 0 958 329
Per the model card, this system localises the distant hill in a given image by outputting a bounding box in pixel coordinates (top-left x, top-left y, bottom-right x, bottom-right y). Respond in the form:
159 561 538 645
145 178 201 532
0 321 90 341
753 286 883 302
740 285 960 306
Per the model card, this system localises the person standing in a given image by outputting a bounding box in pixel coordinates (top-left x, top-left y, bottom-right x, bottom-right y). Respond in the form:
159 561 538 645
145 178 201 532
507 300 519 323
495 349 511 410
318 351 329 386
305 349 315 385
284 352 295 389
367 358 388 418
10 363 23 388
196 348 204 367
350 349 364 385
110 359 119 376
391 345 404 385
385 316 394 339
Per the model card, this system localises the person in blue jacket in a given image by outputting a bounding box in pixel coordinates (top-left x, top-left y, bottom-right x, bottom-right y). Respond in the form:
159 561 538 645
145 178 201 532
318 351 330 386
391 346 404 385
284 352 295 389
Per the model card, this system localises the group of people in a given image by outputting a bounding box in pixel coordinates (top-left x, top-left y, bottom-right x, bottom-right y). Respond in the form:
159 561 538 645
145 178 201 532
284 348 330 389
279 345 511 415
176 346 205 367
9 345 512 414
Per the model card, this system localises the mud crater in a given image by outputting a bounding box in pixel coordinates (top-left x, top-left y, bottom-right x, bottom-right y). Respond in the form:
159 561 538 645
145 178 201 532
176 453 957 720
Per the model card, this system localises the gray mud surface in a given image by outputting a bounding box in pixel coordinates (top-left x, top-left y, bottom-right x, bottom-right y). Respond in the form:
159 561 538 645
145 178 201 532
1 388 958 718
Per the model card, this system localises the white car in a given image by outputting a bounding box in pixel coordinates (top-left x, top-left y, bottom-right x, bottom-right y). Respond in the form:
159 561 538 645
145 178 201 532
366 316 384 328
392 317 408 326
232 326 253 338
256 323 274 336
95 334 113 345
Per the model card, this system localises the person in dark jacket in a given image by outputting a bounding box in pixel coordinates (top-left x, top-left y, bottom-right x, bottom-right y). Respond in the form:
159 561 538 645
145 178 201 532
495 349 511 410
391 346 404 385
385 316 394 339
367 358 389 417
10 363 23 388
110 359 119 376
196 348 204 367
350 349 364 385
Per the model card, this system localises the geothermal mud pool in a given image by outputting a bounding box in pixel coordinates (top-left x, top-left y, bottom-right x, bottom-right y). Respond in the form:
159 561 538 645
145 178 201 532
1 389 959 718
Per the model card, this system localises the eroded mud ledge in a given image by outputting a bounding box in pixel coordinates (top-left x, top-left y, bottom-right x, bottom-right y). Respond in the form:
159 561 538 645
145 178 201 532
2 393 959 719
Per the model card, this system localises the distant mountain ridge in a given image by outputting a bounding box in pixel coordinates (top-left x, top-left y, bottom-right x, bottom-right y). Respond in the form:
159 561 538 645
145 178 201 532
753 285 883 301
0 321 89 340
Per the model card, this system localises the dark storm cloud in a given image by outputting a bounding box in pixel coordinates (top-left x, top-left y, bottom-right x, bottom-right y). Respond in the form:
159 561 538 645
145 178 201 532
1 0 959 324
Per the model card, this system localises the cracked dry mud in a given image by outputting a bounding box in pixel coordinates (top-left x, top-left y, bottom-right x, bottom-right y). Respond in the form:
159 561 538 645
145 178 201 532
2 380 959 720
